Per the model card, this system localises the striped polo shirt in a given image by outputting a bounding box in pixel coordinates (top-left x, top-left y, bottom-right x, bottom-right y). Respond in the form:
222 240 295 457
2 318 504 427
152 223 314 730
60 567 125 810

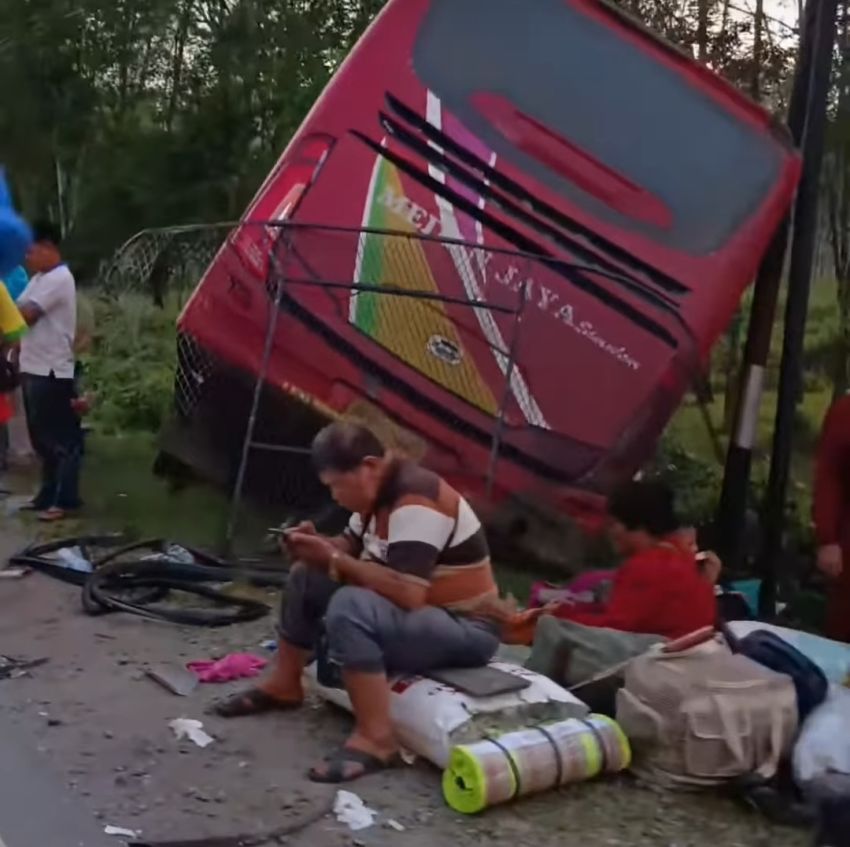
343 460 498 612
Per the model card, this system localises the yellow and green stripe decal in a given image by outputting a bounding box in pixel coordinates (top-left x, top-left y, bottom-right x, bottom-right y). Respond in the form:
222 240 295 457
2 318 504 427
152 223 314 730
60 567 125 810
353 159 498 415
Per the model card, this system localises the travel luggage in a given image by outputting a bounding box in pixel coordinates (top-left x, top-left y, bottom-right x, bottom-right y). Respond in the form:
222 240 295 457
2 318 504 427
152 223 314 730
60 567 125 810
729 628 828 722
616 634 798 788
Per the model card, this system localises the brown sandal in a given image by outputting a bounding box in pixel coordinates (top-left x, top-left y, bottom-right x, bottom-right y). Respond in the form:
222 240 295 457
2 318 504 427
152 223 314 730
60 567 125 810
211 688 301 719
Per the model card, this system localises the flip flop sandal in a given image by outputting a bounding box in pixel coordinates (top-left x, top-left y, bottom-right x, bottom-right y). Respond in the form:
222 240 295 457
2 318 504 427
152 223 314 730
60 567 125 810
37 508 66 523
308 748 400 784
211 688 301 719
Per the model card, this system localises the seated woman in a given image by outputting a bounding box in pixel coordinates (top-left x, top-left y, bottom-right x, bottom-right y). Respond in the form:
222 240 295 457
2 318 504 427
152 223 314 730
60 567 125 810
544 481 717 639
216 422 504 783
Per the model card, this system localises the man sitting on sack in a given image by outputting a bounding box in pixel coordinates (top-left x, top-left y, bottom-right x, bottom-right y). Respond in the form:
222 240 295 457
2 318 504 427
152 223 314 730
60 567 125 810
216 422 508 783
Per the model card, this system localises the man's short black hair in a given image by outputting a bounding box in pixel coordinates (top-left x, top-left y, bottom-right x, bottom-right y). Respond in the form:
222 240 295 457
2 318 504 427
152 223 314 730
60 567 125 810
608 479 680 537
311 422 386 474
31 220 62 247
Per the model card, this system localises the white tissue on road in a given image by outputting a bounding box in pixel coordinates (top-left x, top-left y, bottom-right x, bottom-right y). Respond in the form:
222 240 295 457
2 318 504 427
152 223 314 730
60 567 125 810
334 790 376 831
169 717 215 748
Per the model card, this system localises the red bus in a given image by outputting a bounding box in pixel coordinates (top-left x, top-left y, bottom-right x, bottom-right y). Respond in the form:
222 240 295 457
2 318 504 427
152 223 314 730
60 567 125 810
170 0 800 519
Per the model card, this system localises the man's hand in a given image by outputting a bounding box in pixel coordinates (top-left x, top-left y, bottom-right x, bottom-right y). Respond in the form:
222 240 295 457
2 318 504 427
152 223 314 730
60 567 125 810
697 551 723 585
70 392 94 416
286 532 335 570
817 544 844 579
474 594 519 625
290 520 317 536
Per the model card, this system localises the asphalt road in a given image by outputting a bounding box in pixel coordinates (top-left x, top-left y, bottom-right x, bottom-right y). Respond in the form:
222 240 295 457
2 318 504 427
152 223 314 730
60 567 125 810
0 713 114 847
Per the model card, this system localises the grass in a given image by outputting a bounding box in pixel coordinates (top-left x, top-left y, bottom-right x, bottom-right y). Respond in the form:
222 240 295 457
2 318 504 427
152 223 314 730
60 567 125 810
666 277 843 515
81 431 234 549
1 431 274 559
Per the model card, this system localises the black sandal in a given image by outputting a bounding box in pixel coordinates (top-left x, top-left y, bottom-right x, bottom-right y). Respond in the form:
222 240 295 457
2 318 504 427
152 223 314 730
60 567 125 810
308 747 400 784
210 688 301 718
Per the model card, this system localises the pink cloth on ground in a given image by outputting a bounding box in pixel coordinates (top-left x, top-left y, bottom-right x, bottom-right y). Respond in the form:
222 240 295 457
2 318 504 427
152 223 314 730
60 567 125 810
187 653 268 683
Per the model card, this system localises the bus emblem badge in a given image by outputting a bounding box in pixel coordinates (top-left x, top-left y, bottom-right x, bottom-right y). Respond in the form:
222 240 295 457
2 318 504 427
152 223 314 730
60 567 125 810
427 335 463 366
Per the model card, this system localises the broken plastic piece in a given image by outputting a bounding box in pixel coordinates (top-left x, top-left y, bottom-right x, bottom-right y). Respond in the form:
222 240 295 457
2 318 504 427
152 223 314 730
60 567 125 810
169 717 214 748
147 664 199 697
50 546 93 573
106 825 140 838
0 567 31 579
0 656 48 680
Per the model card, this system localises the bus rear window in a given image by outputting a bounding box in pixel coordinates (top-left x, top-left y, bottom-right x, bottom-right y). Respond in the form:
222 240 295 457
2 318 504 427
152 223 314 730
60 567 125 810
411 0 783 256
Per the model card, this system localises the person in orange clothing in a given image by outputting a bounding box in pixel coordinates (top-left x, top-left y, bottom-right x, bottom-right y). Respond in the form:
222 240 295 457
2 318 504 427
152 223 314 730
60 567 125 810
813 395 850 642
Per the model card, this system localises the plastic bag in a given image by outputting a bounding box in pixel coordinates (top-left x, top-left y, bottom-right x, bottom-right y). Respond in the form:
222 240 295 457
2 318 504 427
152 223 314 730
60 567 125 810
793 685 850 787
727 621 850 686
0 170 31 277
305 661 588 768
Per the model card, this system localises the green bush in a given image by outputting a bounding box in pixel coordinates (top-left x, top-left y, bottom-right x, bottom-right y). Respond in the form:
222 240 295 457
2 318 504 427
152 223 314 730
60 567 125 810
83 292 180 434
645 434 722 526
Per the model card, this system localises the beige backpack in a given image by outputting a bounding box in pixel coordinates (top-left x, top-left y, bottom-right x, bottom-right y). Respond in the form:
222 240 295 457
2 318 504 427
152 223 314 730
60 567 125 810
616 635 798 788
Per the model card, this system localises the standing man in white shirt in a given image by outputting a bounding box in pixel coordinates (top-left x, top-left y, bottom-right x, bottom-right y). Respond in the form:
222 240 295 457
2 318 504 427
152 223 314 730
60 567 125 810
17 221 82 522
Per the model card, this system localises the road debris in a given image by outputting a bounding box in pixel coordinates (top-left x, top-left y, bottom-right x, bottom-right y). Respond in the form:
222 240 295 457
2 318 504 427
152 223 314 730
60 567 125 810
334 790 376 831
0 566 31 579
128 795 334 847
51 546 94 573
147 664 199 697
187 653 267 683
0 655 48 680
106 825 141 838
170 718 215 748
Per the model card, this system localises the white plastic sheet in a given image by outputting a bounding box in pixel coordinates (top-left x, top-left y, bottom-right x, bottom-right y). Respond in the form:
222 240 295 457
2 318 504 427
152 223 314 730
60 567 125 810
793 684 850 787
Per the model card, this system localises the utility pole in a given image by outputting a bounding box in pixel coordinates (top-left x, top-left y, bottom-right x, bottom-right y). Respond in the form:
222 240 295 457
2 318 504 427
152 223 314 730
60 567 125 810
714 0 823 572
758 0 840 615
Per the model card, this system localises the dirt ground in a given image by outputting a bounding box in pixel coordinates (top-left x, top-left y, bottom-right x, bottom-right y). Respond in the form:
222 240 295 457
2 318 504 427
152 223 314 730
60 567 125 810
0 515 809 847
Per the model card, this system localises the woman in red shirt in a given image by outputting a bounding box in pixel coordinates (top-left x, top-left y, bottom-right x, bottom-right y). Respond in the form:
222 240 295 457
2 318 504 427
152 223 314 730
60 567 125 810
549 481 717 639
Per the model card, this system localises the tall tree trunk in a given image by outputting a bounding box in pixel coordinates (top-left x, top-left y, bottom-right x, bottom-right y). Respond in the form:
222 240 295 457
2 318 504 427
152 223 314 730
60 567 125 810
697 0 709 62
752 0 764 101
166 0 195 131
